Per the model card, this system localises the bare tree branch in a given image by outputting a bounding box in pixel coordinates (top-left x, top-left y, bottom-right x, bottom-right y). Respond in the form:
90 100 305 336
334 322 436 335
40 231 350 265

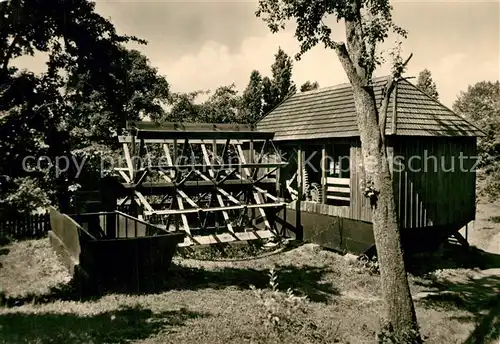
333 42 364 87
379 78 395 143
1 34 21 74
379 53 413 142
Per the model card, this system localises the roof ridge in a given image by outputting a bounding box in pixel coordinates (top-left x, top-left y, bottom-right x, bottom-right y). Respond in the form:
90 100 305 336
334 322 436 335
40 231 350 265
399 78 486 136
391 80 399 135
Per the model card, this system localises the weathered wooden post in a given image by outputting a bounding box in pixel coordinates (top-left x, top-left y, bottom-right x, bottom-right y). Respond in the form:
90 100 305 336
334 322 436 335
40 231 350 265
100 176 118 238
296 145 303 240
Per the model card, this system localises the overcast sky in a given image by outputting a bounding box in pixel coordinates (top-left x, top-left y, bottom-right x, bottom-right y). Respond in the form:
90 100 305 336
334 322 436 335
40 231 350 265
16 0 500 108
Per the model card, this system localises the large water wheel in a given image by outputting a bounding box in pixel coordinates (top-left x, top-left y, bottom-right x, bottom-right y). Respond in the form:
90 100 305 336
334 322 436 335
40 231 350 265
114 121 289 246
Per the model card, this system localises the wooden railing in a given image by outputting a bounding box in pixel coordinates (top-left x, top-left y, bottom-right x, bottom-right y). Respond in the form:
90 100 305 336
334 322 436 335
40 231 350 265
326 177 350 202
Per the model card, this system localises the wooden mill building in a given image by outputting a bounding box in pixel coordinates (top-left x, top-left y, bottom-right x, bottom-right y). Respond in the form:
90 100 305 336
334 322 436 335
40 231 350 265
257 76 484 254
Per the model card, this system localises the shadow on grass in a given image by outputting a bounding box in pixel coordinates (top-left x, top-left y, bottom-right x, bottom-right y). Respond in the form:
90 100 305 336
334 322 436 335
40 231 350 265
0 305 204 344
416 274 500 344
1 264 337 307
164 263 338 303
405 243 500 277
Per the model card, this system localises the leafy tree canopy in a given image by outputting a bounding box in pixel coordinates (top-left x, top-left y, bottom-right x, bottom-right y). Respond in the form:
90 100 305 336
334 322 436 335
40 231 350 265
0 0 170 213
454 80 500 202
453 80 500 168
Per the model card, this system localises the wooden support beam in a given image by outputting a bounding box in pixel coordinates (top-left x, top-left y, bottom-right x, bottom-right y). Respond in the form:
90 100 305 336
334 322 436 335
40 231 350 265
127 121 254 132
255 167 278 184
144 202 286 216
157 170 172 182
235 141 251 178
200 141 215 178
134 169 149 186
216 194 235 234
274 147 282 198
234 172 278 202
170 139 179 232
452 231 470 249
176 189 199 208
122 179 276 193
136 138 145 179
172 138 178 183
123 143 134 181
135 191 154 212
178 229 275 247
321 143 327 204
252 139 268 180
117 169 131 183
253 191 273 230
136 163 287 172
117 195 130 207
176 196 192 236
193 170 240 205
217 169 238 185
119 136 263 144
162 143 175 179
136 129 274 141
215 138 231 180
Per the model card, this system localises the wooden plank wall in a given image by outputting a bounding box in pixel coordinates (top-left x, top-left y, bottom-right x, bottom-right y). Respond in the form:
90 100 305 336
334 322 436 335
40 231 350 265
391 136 477 229
277 137 477 230
349 141 372 222
348 137 476 227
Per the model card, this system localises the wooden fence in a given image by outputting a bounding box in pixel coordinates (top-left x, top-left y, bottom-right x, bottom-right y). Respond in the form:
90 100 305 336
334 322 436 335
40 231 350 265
0 213 51 238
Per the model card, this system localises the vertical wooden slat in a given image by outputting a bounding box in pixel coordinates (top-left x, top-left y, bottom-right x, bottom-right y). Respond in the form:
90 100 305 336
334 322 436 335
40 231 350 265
349 144 354 218
34 214 38 237
396 141 403 227
409 177 414 228
321 143 327 204
296 144 303 240
404 171 408 229
39 214 43 236
275 147 281 197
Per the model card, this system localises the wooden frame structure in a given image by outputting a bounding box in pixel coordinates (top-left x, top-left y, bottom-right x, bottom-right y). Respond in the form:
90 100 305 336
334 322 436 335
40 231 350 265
114 121 287 246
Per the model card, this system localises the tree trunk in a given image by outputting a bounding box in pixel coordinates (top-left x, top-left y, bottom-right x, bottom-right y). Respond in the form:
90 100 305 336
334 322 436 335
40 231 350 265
352 84 420 342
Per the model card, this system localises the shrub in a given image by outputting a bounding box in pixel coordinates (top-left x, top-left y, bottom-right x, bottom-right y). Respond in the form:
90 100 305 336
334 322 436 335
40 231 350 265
250 268 342 343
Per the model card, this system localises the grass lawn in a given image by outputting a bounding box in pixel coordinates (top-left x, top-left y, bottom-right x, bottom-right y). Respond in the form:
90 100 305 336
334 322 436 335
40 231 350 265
0 202 499 344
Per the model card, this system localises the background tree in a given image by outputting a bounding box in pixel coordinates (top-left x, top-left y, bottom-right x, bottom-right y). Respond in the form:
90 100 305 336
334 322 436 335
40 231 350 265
0 0 171 214
453 80 500 201
262 48 296 114
67 49 170 145
416 68 439 100
300 81 320 92
241 70 264 124
161 90 207 123
161 86 242 124
256 0 421 342
199 84 242 123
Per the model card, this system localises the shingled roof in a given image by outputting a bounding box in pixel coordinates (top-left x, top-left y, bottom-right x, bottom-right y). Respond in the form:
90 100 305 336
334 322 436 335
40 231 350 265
257 76 483 141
